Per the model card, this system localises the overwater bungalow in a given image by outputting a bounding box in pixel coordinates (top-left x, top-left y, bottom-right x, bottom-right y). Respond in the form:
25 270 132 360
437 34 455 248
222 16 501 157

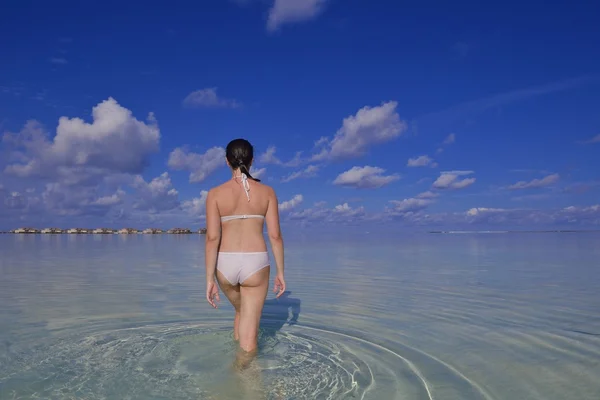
67 228 91 234
167 228 192 234
93 228 116 234
41 228 64 234
118 228 139 234
142 228 163 234
12 227 40 234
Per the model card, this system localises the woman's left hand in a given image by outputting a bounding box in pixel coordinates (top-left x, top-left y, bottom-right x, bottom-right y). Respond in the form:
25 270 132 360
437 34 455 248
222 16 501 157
206 281 220 308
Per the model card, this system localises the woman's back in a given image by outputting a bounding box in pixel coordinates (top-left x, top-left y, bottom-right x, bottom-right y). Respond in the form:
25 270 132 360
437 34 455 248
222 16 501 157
208 178 278 253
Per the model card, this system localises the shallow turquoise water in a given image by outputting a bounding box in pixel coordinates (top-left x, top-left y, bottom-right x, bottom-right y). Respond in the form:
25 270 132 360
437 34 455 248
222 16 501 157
0 232 599 399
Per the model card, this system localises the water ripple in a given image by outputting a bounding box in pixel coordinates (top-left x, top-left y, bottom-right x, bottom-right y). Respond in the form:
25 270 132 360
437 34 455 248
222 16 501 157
0 319 504 400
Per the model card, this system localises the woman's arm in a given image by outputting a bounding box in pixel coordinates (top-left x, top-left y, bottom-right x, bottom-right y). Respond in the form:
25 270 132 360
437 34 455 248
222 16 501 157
204 189 221 283
265 187 285 296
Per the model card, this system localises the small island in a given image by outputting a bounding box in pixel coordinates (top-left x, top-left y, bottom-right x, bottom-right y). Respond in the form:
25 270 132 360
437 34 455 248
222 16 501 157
3 227 207 235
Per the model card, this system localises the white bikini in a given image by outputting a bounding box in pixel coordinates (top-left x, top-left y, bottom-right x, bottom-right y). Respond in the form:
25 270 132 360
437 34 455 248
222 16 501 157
216 173 270 285
220 214 265 222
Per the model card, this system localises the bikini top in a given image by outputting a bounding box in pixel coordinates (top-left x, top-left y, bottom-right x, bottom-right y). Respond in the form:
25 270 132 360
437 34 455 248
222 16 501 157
220 214 265 222
220 173 265 222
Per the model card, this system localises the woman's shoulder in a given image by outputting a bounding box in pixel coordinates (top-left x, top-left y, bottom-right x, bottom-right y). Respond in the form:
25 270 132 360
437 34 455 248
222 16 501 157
254 180 275 194
207 181 231 196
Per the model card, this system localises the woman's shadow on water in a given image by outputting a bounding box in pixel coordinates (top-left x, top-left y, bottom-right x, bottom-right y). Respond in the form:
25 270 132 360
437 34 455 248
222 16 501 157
259 291 301 338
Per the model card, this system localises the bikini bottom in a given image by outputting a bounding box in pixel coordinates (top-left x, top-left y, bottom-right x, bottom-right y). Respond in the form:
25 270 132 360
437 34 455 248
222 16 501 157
216 252 270 285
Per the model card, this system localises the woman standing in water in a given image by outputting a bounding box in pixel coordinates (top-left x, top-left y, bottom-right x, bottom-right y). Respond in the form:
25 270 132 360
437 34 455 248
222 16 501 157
205 138 286 363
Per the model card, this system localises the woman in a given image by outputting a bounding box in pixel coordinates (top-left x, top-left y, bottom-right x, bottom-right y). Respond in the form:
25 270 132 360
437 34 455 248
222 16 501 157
205 138 286 360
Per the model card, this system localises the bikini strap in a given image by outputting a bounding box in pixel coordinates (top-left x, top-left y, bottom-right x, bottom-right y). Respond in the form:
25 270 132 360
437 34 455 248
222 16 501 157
221 214 265 222
235 173 251 202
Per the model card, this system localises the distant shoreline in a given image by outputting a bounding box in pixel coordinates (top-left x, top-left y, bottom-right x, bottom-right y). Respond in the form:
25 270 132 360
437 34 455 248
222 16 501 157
1 227 206 235
2 228 598 235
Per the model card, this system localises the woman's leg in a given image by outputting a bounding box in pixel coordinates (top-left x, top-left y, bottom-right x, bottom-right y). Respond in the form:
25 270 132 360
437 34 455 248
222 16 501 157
216 270 242 340
238 265 270 354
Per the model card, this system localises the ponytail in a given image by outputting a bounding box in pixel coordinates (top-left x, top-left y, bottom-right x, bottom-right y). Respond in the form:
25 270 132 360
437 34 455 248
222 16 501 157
238 163 261 182
225 138 260 181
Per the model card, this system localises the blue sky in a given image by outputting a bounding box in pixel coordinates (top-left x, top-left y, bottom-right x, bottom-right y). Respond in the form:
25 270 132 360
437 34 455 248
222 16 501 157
1 0 599 231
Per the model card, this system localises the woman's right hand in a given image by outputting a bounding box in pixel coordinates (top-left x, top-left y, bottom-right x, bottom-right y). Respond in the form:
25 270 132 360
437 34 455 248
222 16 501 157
273 273 286 298
206 280 220 309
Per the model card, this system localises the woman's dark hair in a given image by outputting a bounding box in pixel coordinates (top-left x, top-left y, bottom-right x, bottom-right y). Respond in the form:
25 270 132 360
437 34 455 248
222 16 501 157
226 138 261 182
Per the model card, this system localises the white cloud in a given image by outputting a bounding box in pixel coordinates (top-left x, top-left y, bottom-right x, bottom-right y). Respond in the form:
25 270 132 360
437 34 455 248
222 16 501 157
388 198 433 213
443 133 456 145
312 101 407 161
407 155 437 168
182 88 241 109
167 146 225 183
416 191 439 199
91 192 125 207
281 165 319 182
314 136 328 147
40 182 125 217
3 98 160 180
461 207 524 225
508 173 559 190
461 205 600 225
460 207 536 225
259 146 280 164
182 190 209 217
131 172 180 212
383 203 600 227
278 194 304 211
432 171 476 190
333 202 365 217
465 207 507 217
560 205 600 222
252 167 266 179
287 201 365 223
385 191 438 216
267 0 329 32
436 133 456 154
333 166 400 189
1 175 143 223
258 146 302 167
286 203 329 221
1 187 40 214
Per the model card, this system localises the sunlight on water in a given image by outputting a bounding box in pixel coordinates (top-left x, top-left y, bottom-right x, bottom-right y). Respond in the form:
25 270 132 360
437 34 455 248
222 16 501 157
1 232 599 399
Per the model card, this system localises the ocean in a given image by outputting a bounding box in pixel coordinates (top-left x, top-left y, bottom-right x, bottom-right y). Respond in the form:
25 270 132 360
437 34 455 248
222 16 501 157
0 232 599 399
